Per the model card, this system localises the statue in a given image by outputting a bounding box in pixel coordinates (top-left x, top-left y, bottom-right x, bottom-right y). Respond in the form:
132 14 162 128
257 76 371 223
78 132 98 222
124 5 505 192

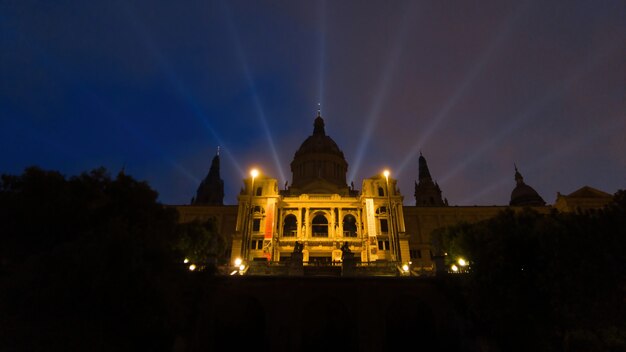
340 241 351 259
293 241 304 254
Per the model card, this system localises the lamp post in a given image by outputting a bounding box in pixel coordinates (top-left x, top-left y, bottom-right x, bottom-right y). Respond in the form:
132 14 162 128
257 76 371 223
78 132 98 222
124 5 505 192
383 170 399 262
242 168 259 260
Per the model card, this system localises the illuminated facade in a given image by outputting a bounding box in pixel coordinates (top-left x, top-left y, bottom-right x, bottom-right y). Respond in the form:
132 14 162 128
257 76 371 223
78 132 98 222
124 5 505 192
175 112 611 274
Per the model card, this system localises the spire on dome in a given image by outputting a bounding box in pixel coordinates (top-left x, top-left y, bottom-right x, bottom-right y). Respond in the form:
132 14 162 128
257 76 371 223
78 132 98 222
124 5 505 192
514 163 524 185
313 112 326 136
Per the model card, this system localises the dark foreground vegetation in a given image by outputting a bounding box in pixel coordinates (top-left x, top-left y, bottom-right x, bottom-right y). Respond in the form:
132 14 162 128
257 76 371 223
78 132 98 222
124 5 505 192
0 166 624 351
0 167 222 351
435 190 626 351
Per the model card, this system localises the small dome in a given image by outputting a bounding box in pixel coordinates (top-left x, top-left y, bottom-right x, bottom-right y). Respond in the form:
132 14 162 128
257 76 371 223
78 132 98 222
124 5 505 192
510 183 545 206
509 166 545 206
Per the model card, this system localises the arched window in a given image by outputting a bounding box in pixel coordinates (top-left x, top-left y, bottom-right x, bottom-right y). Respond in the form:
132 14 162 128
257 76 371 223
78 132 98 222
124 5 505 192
376 206 387 214
312 214 328 237
343 214 357 237
378 187 385 197
256 187 263 196
283 214 297 237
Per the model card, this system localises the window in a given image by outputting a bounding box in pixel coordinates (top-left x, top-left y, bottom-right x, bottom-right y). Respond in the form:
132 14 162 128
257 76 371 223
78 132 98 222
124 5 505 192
343 214 357 237
256 187 262 196
312 214 328 237
379 219 388 233
410 249 422 259
376 206 387 214
283 214 297 237
378 240 390 250
378 187 385 197
250 240 263 250
252 219 261 232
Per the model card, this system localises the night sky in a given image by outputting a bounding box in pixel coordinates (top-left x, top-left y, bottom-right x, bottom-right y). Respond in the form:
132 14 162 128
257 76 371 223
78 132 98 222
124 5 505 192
1 0 624 206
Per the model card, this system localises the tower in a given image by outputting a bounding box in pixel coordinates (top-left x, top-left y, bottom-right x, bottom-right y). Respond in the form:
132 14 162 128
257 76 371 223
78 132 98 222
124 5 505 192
414 153 446 206
193 148 224 205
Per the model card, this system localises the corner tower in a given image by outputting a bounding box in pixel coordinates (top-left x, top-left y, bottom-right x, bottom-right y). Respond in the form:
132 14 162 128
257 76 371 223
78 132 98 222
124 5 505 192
289 111 349 195
414 153 446 206
193 148 224 205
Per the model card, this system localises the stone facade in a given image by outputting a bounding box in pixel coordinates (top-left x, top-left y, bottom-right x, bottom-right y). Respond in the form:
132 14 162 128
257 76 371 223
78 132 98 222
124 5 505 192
173 113 611 274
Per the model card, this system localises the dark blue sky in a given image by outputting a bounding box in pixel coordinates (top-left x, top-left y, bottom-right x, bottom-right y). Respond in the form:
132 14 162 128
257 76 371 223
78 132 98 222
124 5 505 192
1 0 624 206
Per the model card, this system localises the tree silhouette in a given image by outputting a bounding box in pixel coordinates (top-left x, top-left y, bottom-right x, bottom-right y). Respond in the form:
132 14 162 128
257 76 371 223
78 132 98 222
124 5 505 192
0 167 193 351
434 190 626 351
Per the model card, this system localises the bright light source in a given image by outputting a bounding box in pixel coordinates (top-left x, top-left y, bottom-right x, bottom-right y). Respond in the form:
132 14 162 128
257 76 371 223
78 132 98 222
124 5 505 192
383 170 390 178
451 264 458 272
234 258 242 266
239 264 245 271
189 264 196 271
402 264 409 272
230 270 238 275
183 258 189 264
250 169 259 178
458 258 467 266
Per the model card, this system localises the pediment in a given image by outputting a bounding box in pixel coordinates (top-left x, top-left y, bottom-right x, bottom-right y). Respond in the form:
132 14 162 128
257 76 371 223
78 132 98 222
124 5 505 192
567 186 612 198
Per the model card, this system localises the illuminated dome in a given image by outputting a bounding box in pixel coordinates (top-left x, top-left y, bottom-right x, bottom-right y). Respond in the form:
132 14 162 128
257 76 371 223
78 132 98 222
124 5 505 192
289 112 349 194
509 166 546 206
294 115 345 158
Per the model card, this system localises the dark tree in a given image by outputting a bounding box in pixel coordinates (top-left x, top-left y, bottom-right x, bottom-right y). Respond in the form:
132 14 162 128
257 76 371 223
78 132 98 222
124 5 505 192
0 167 194 351
434 191 626 352
175 217 227 269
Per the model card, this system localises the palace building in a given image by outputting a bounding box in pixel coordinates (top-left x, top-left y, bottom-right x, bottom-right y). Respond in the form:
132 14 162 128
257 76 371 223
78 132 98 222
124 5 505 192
175 112 613 275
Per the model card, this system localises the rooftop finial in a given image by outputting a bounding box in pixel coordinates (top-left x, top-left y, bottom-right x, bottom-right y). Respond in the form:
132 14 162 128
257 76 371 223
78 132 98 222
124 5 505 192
217 146 220 156
317 102 321 117
514 163 524 184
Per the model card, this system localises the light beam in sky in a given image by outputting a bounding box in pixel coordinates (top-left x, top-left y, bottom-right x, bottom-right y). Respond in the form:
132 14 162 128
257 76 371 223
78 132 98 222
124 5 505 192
395 2 530 177
121 4 244 180
349 2 420 183
221 2 287 185
318 0 327 108
440 42 622 185
461 117 624 205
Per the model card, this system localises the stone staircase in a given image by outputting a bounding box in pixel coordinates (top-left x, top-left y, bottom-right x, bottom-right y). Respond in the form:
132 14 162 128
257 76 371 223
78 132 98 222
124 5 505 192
303 265 342 277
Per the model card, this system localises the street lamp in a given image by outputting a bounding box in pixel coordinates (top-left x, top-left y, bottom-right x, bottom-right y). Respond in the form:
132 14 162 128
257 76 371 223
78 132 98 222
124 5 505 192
242 168 259 260
383 169 399 262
